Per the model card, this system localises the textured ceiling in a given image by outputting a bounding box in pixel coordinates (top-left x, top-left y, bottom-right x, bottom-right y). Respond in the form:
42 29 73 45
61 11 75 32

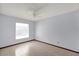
0 3 79 21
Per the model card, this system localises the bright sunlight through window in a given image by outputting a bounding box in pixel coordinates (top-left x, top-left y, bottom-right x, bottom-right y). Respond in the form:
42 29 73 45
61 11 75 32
16 23 29 39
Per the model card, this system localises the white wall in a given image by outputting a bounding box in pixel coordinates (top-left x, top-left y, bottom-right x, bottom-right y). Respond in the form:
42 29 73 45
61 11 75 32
0 14 35 48
36 10 79 52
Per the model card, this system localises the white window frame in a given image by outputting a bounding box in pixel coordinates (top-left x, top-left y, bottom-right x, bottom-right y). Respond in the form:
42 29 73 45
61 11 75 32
16 23 29 39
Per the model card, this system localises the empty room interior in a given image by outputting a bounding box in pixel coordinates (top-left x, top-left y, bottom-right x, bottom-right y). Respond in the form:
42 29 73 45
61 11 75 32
1 3 79 56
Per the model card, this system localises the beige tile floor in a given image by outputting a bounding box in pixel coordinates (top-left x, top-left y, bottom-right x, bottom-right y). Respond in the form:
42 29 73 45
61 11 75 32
0 41 79 56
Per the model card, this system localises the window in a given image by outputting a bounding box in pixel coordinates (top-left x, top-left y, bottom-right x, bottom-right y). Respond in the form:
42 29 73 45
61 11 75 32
16 23 29 39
